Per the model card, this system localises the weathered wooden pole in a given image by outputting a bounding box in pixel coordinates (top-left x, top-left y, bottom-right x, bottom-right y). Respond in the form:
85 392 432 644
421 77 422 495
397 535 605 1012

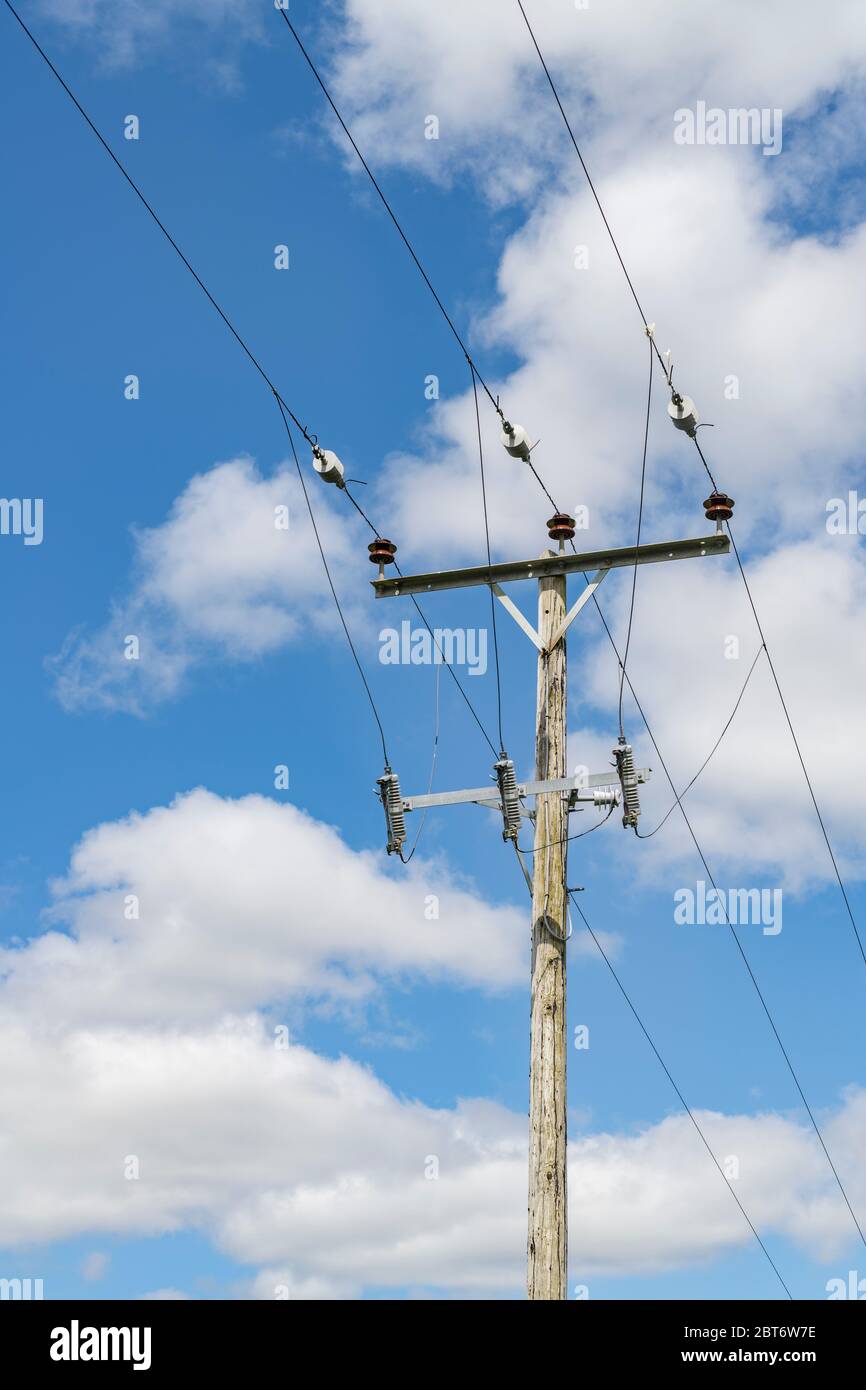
527 560 568 1300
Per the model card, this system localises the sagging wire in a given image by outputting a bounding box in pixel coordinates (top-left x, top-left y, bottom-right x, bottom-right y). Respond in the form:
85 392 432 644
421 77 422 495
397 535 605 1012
691 434 866 971
275 5 509 428
518 801 615 855
398 661 441 864
618 333 654 739
636 644 766 839
274 394 390 767
567 888 794 1299
469 359 507 756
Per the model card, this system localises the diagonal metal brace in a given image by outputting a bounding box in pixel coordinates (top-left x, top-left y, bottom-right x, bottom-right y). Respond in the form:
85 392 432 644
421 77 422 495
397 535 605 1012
492 569 607 653
546 569 607 650
492 584 545 652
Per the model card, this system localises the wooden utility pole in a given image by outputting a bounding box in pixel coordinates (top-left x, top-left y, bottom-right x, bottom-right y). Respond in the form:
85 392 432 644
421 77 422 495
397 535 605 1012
370 524 729 1301
528 564 568 1300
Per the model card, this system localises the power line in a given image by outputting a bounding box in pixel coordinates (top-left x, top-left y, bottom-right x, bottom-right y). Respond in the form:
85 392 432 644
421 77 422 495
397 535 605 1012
323 484 502 760
600 620 866 1251
470 361 506 754
1 0 316 448
510 831 795 1295
513 0 866 980
512 0 866 1234
568 891 794 1299
275 396 390 767
514 0 667 374
3 0 507 779
636 644 767 839
399 662 441 864
275 7 507 424
618 335 654 738
518 801 615 854
692 436 866 972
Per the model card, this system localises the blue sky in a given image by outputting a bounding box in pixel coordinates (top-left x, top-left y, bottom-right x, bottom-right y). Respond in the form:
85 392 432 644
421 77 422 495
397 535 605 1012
1 0 866 1300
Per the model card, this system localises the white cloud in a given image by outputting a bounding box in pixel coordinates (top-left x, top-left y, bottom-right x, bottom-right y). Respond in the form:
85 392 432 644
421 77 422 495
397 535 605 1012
0 788 527 1027
51 457 368 714
576 537 866 892
0 787 861 1294
0 1011 863 1293
313 6 866 888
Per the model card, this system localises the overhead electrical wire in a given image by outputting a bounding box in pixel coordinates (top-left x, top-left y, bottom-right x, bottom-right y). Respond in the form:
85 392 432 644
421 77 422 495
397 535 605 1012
326 483 502 760
518 800 615 855
2 0 506 783
514 0 866 979
636 644 767 840
1 0 317 448
603 627 866 1250
272 6 865 1241
276 8 513 760
514 0 667 377
399 662 442 864
618 335 654 739
567 891 794 1300
275 6 507 424
277 5 866 1246
510 842 795 1296
13 0 863 1261
692 435 866 972
470 361 507 754
275 396 390 766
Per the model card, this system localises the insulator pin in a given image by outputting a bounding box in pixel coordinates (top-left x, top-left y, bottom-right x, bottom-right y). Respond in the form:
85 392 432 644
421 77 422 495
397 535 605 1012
494 757 523 841
703 491 735 526
613 737 641 829
368 538 397 568
547 512 576 542
377 768 407 855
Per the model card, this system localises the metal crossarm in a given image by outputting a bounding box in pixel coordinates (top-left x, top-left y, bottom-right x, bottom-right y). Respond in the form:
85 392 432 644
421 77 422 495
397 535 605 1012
371 532 729 598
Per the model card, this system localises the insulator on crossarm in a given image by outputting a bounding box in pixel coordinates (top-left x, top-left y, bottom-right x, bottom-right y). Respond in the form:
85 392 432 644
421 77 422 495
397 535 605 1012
377 768 407 856
547 513 576 543
368 537 397 578
703 491 735 532
613 737 641 829
494 756 523 841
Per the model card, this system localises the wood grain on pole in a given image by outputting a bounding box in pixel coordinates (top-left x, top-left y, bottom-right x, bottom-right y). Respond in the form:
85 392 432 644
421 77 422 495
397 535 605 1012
527 565 568 1300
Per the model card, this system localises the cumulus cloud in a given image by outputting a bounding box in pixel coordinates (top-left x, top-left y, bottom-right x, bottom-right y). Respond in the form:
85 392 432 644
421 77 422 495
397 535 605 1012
1 1012 863 1293
0 788 527 1027
0 788 861 1294
50 457 368 714
314 3 866 888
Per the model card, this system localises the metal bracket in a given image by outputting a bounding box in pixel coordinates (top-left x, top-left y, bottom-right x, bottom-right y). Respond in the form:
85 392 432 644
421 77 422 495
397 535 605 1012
547 569 607 650
491 568 607 653
372 532 730 599
401 767 651 814
492 584 545 652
